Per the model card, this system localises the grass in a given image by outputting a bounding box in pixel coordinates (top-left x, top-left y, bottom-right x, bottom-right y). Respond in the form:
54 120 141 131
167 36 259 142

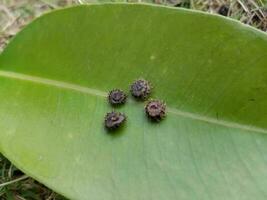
0 154 66 199
0 0 266 199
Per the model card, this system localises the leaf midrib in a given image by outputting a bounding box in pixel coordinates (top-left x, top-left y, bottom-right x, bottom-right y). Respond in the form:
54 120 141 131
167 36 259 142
0 69 266 134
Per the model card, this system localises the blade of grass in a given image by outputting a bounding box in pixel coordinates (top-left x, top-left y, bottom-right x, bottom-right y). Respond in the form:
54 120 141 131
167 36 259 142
0 175 29 188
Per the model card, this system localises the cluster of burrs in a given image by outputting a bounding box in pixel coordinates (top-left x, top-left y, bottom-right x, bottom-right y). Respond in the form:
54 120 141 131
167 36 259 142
104 79 166 131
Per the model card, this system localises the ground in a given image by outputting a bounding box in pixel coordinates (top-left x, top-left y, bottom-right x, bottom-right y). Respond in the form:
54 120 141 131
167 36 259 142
0 0 266 199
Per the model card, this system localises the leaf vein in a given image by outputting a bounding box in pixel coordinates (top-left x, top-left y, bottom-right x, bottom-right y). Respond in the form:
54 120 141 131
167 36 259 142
0 70 266 134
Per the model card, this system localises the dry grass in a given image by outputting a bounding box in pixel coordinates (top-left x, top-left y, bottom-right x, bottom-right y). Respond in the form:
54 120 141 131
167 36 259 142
0 0 266 53
0 156 66 200
193 0 267 30
0 0 266 199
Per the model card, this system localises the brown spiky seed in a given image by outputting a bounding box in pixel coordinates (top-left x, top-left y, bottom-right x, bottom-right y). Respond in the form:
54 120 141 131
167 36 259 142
108 89 127 105
104 111 126 130
145 100 166 122
130 79 151 100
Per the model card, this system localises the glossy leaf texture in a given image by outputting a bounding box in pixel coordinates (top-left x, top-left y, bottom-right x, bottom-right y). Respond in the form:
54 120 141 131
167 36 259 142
0 4 267 200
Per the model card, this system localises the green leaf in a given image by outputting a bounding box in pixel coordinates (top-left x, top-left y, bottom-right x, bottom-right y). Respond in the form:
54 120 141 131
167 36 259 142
0 3 267 200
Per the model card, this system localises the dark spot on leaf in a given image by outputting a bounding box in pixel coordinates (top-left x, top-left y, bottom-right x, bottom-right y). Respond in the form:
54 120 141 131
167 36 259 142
145 99 166 122
108 89 127 106
130 78 152 100
104 111 126 131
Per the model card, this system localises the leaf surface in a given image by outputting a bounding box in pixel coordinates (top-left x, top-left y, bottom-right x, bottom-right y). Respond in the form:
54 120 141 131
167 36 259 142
0 4 267 200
